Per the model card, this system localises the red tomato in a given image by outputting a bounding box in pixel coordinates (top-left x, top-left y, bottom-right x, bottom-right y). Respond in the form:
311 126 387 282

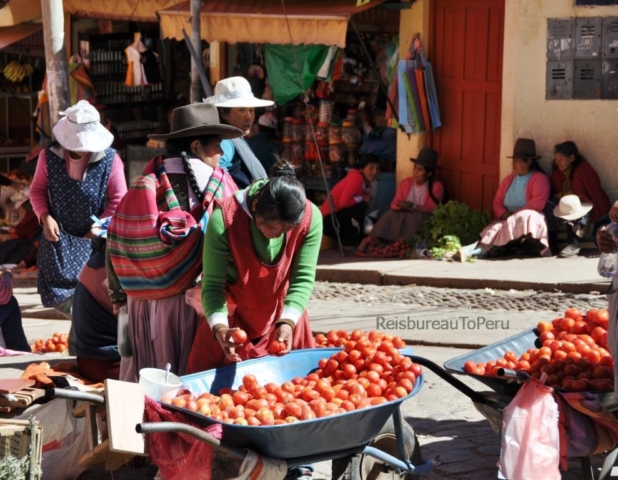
231 329 248 344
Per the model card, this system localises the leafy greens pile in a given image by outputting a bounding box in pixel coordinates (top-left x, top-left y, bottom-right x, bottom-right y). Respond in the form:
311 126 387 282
418 201 489 259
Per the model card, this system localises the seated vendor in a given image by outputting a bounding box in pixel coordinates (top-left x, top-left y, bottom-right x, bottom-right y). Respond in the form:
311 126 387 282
358 147 443 253
72 232 119 383
0 270 29 352
0 201 41 270
320 154 380 247
360 109 396 163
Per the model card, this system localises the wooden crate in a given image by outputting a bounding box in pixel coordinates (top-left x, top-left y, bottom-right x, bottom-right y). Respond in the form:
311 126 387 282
0 419 43 480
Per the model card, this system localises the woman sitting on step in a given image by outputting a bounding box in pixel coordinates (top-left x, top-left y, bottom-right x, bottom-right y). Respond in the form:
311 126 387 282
459 138 551 262
357 147 443 254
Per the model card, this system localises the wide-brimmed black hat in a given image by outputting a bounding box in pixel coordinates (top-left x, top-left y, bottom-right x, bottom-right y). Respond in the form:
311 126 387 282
507 138 542 160
410 147 440 169
148 103 243 142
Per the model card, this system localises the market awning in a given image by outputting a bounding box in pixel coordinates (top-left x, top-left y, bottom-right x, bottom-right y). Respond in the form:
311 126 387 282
0 0 41 27
0 22 41 50
159 0 387 48
64 0 178 23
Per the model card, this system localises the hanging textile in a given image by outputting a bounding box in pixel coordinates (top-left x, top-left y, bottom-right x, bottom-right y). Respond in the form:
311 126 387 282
396 56 441 133
264 44 330 105
68 56 96 106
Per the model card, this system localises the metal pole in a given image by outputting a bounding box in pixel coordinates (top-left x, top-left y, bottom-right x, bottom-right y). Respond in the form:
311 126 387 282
190 0 202 103
41 0 70 126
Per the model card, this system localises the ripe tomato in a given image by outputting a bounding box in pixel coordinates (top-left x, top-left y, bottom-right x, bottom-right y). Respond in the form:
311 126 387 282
536 321 553 333
231 329 248 345
565 308 583 320
269 340 286 354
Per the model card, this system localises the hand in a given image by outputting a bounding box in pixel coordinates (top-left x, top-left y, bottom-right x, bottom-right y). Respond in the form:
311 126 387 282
597 225 618 254
82 230 97 239
274 323 293 355
500 212 511 220
13 261 26 272
41 214 60 242
362 194 373 204
112 303 126 315
214 327 242 363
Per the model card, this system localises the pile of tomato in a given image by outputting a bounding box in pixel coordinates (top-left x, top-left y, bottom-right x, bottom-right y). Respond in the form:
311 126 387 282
355 239 413 259
30 333 69 353
463 308 614 392
166 330 421 426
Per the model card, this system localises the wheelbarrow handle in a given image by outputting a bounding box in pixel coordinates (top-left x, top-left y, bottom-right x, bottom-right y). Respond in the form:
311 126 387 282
136 422 247 460
496 368 529 381
408 356 489 405
50 388 106 405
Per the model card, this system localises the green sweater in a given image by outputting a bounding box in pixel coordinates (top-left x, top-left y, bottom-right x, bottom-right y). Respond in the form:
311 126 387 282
202 180 323 330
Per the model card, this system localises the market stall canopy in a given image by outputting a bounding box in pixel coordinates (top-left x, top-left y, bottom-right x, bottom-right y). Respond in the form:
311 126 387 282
0 22 41 50
159 0 387 48
0 0 41 27
64 0 178 23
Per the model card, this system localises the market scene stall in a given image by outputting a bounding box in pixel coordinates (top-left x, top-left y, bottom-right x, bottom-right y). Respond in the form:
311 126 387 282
1 0 618 479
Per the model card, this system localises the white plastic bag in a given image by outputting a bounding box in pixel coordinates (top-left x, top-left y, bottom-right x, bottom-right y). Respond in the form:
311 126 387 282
498 377 561 480
117 304 132 357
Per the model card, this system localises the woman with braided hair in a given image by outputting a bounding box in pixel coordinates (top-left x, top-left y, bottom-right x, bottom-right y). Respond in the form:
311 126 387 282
107 103 242 377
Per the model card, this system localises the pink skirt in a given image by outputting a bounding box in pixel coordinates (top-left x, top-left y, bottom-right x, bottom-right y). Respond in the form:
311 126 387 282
480 209 551 256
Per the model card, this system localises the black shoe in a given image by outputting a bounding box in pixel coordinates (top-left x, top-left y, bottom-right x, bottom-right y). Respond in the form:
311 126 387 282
520 237 546 256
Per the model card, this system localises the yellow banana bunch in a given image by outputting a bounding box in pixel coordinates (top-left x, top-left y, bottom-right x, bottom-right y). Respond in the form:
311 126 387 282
3 61 33 83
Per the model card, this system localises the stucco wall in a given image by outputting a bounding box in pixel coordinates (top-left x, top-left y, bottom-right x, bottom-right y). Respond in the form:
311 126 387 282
502 0 618 202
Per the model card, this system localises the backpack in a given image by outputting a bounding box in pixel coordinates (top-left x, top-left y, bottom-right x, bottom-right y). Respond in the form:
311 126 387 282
107 156 224 300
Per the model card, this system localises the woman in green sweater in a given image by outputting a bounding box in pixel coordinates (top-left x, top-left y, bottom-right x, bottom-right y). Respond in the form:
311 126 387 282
186 161 322 373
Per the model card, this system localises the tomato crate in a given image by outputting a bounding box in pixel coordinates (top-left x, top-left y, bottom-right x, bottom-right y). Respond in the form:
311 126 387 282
0 419 43 480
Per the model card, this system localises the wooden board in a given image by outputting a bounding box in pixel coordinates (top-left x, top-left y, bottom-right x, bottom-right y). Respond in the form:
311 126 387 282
104 379 145 455
0 379 35 394
0 387 46 411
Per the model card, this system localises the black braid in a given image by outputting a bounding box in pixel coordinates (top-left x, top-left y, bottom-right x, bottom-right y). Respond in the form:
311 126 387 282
180 151 205 203
427 172 440 205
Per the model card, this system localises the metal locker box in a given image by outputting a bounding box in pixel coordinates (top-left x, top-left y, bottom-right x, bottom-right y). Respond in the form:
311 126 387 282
603 17 618 59
603 60 618 99
575 17 602 58
546 61 573 100
573 59 602 99
547 18 574 59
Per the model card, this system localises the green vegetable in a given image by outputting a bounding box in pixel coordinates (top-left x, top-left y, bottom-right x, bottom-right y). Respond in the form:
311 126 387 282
417 201 489 259
0 456 28 480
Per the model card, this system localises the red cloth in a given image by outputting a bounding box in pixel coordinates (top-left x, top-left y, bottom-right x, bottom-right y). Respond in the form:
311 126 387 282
30 148 127 222
319 169 368 217
390 178 444 213
12 210 40 241
144 396 222 480
550 161 610 222
186 196 316 374
78 262 113 314
0 276 12 305
76 357 119 383
493 171 551 220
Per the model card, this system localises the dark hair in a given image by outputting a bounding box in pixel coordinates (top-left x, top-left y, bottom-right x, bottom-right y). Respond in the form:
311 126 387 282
165 134 220 202
357 154 380 170
254 160 306 225
553 141 585 179
420 167 441 206
218 107 233 124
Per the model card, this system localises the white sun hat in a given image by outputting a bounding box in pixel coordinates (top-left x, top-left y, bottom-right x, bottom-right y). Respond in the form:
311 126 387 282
52 100 114 152
553 194 593 221
204 76 274 108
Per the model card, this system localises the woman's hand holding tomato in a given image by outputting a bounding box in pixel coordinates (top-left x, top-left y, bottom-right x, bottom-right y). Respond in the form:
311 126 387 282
214 327 242 363
272 323 293 355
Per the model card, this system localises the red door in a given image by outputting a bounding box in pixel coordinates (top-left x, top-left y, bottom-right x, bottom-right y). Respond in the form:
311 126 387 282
431 0 505 212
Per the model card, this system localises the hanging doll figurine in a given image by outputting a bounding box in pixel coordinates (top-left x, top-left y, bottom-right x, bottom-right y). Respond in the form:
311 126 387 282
125 32 148 87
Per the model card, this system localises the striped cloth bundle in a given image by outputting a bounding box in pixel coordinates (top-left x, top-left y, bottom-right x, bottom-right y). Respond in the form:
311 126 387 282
108 156 224 300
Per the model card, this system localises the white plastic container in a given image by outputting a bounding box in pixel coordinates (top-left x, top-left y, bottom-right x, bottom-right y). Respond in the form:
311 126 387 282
138 368 182 402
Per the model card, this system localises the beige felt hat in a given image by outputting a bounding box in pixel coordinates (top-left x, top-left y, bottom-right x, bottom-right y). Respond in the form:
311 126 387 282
553 194 593 221
204 76 274 108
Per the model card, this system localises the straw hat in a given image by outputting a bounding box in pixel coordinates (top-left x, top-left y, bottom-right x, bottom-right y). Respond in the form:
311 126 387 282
148 103 243 142
411 147 440 170
204 76 274 108
52 100 113 152
553 194 593 221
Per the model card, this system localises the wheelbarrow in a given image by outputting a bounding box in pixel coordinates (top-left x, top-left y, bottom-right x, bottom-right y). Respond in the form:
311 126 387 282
136 347 434 479
406 327 618 480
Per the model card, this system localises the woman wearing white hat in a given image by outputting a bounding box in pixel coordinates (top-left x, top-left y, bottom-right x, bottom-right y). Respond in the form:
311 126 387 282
29 100 127 337
205 76 273 188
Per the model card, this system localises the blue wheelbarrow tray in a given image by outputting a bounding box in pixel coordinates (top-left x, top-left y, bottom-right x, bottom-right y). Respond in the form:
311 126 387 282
163 348 424 461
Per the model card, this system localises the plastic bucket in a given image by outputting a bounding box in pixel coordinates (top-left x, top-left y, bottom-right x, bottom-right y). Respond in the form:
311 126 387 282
139 368 182 402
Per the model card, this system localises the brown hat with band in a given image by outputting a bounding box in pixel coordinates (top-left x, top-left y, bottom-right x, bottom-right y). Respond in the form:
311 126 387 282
148 103 243 142
410 147 440 169
507 138 542 160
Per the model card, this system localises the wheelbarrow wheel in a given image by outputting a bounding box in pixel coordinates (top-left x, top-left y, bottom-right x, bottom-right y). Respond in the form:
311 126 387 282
331 417 422 480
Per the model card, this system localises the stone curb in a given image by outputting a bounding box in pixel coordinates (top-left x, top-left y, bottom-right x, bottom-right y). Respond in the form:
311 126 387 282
316 268 609 295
